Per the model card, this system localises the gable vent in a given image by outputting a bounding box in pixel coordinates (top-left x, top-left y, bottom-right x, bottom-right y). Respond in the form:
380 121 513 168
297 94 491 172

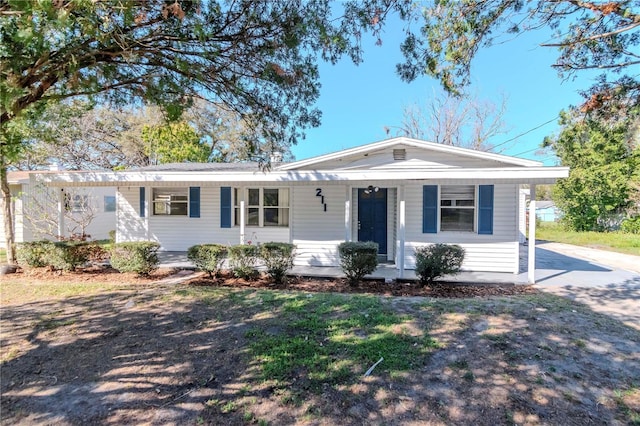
393 149 406 161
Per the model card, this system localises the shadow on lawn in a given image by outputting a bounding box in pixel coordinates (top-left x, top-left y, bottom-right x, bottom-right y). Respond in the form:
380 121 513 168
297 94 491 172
1 284 639 425
540 276 640 330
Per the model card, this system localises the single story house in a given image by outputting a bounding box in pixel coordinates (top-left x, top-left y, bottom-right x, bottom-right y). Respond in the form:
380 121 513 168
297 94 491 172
38 137 569 282
0 171 116 247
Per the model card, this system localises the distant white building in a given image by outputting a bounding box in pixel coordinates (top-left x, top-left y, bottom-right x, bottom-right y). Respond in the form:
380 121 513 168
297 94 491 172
0 171 116 248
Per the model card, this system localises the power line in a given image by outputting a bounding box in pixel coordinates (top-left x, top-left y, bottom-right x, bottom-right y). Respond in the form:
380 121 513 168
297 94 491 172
513 146 541 156
492 115 559 150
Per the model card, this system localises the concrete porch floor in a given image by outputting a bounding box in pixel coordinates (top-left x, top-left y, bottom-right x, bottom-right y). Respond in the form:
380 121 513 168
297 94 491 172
157 249 529 285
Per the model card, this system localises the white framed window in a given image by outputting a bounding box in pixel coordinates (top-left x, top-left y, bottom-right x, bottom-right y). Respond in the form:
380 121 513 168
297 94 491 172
440 185 475 232
152 188 188 216
233 188 289 227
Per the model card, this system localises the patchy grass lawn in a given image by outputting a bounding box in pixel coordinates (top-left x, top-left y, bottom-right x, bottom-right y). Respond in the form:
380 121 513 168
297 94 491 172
537 222 640 256
1 275 639 425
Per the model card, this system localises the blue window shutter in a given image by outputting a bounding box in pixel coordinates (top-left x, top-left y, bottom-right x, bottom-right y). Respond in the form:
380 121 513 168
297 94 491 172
139 187 145 218
478 185 494 235
220 187 231 228
422 185 438 234
189 187 201 218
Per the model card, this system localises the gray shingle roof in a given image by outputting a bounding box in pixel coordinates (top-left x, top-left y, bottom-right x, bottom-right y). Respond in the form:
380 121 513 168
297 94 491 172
132 162 282 172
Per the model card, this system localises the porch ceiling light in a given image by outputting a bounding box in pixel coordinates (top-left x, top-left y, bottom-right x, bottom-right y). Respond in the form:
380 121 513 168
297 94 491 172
364 185 379 194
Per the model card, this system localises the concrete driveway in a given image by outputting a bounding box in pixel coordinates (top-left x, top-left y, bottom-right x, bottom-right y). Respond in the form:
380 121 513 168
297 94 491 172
533 241 640 330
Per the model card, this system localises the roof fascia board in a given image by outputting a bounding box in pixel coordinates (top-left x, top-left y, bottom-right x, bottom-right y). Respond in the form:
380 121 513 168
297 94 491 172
39 167 568 187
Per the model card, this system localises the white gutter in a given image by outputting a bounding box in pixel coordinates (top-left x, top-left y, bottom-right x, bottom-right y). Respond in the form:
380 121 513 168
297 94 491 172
39 167 569 187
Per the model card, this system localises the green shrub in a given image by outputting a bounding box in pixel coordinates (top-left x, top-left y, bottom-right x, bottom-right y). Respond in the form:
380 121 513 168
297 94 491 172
108 229 116 243
415 243 465 285
110 241 160 276
228 244 259 279
187 244 228 278
338 241 378 286
46 241 91 271
259 242 296 284
17 240 93 271
16 241 52 267
620 216 640 234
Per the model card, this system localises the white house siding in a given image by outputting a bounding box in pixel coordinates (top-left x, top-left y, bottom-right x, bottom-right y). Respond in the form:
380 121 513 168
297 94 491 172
518 187 528 244
117 186 149 244
116 180 519 271
79 187 116 240
117 184 288 251
2 183 115 247
243 227 289 246
149 185 217 250
403 183 520 273
307 144 508 171
291 184 346 266
13 184 29 243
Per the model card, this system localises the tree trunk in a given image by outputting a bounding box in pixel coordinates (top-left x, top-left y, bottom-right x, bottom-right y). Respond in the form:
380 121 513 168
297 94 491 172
1 162 17 264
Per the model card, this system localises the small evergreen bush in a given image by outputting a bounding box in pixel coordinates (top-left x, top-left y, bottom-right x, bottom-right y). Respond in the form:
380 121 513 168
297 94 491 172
83 242 109 262
259 242 296 284
17 240 93 271
338 241 378 286
187 244 228 278
228 244 259 279
620 216 640 234
415 243 465 285
110 241 160 275
46 241 91 271
16 241 52 267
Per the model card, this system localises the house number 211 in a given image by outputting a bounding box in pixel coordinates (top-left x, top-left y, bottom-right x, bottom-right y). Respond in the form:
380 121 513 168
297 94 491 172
315 188 327 212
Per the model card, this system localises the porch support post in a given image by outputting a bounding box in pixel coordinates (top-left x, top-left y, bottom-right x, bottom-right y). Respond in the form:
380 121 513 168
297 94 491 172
344 186 351 241
398 185 406 278
528 185 536 284
240 200 245 244
57 188 65 240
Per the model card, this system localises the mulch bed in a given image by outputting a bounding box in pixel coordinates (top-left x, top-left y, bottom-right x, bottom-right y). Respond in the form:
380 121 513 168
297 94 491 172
6 265 537 298
8 265 180 283
184 272 538 298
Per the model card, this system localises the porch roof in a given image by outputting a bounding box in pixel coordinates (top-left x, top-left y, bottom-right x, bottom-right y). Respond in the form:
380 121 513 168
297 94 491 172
38 166 569 187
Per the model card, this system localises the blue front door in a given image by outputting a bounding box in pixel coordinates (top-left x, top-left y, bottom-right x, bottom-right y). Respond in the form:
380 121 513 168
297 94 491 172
358 188 387 255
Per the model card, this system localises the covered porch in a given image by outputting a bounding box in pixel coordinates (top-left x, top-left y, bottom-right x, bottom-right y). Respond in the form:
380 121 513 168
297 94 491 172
157 246 531 285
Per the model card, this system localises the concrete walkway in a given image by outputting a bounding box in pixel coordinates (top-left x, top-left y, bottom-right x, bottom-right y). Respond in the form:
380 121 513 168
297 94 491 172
156 252 524 284
158 242 640 286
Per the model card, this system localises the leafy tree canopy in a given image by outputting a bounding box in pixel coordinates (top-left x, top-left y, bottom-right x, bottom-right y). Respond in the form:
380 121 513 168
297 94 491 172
142 120 208 164
398 1 640 114
543 109 640 231
14 100 286 170
1 0 415 149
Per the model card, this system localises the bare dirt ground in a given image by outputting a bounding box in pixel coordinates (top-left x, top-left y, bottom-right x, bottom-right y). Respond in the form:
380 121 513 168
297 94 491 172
1 267 639 425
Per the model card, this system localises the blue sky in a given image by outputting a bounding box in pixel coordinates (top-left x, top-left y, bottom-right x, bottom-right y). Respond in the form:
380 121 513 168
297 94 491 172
291 20 597 166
